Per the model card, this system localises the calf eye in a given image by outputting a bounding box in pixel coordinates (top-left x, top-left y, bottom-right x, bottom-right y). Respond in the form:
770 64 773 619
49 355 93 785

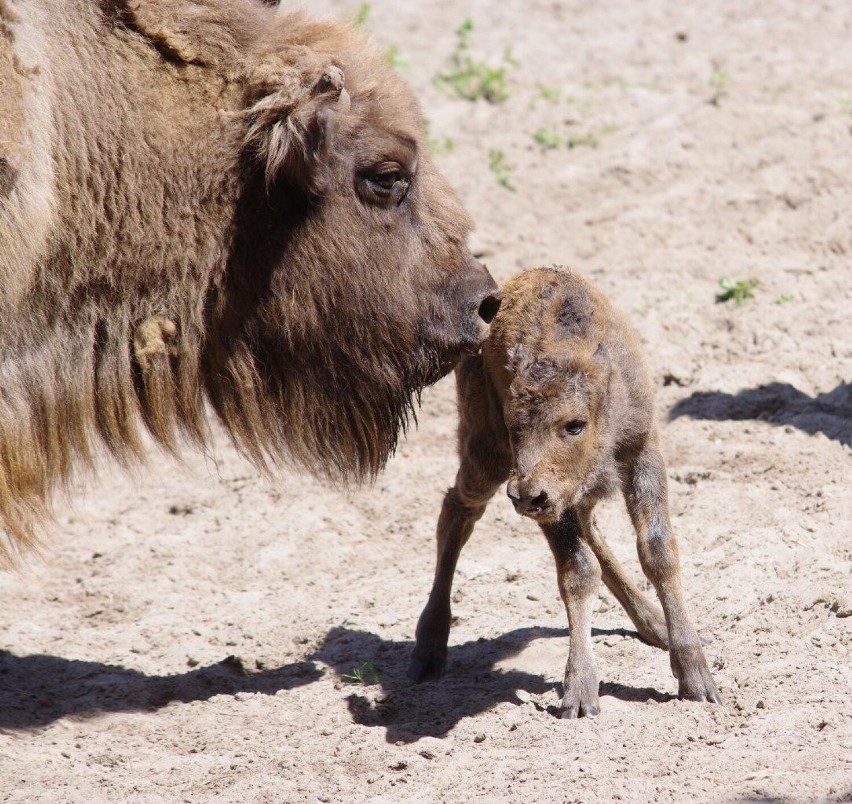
562 420 586 436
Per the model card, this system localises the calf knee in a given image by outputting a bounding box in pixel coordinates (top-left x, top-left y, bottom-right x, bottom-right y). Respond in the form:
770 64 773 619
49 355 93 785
636 514 681 584
558 541 601 600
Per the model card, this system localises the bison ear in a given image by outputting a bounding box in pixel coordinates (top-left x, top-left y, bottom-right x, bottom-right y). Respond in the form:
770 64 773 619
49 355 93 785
240 65 349 196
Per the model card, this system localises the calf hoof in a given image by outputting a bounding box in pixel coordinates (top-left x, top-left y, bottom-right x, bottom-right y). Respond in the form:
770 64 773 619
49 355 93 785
559 669 601 718
408 645 447 682
560 697 601 719
678 671 722 704
672 646 722 704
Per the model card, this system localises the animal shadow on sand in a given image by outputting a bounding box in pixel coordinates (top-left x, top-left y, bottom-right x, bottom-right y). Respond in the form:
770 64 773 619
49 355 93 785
0 651 321 731
669 381 851 448
310 625 672 743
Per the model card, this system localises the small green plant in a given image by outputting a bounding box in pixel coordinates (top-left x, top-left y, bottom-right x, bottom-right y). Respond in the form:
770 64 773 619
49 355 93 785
839 98 852 116
435 18 514 103
533 128 561 149
538 84 560 103
709 69 730 105
716 277 759 306
342 661 382 685
384 44 408 70
424 120 454 155
566 132 599 149
428 134 455 155
353 3 371 27
773 294 795 305
488 148 515 191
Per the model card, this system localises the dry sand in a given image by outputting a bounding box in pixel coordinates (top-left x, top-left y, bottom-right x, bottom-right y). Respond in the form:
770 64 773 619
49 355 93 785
1 1 850 801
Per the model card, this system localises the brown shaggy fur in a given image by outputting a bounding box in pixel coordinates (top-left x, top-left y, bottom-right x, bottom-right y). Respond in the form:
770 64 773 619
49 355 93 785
410 266 720 717
0 0 499 563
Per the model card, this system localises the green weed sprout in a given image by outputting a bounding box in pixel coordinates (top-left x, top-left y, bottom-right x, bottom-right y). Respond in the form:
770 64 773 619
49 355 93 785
709 69 730 105
488 149 515 191
342 661 382 685
533 128 560 149
716 277 759 305
435 19 514 103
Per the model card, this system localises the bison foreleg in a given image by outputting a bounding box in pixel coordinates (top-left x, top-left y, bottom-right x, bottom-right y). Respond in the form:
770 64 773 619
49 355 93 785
410 356 510 682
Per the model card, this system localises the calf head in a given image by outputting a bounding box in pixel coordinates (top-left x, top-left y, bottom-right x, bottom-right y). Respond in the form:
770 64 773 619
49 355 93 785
504 343 613 522
201 9 499 481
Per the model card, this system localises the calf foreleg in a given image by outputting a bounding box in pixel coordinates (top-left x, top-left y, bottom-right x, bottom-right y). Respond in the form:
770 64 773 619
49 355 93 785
542 508 602 718
622 443 721 703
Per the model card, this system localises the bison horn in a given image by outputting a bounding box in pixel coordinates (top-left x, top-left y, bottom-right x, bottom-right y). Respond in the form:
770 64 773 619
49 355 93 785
317 66 344 92
315 66 350 110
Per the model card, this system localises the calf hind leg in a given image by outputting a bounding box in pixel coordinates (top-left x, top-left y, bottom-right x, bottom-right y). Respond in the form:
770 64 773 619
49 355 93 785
410 356 512 682
409 458 508 681
584 515 669 650
542 509 602 718
623 444 721 703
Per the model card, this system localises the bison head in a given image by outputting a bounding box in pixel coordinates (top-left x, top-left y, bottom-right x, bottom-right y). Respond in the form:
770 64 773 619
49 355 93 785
201 10 500 482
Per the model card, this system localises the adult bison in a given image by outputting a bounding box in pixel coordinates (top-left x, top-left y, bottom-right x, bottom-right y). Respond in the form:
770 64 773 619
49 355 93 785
0 0 500 562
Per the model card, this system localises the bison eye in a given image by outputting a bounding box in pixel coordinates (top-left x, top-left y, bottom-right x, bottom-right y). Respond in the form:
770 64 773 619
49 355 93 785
372 169 404 190
562 420 586 437
359 162 411 206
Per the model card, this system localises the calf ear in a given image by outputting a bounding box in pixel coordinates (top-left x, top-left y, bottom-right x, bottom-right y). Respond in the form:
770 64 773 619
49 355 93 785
240 64 349 196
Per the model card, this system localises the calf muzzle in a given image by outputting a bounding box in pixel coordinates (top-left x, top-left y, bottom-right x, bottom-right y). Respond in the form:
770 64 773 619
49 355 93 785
507 479 550 518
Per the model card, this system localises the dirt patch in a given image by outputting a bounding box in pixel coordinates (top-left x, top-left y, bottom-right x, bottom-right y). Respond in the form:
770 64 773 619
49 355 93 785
1 1 850 802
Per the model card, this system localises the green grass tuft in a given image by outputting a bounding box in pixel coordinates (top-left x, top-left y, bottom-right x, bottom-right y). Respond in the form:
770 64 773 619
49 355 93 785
353 3 371 27
538 85 560 103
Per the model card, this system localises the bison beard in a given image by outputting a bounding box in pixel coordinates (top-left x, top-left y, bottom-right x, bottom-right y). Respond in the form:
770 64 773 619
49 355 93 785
0 0 499 563
205 193 445 484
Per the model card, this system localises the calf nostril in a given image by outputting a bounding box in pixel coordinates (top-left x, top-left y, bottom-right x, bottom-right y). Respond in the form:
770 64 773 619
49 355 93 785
478 293 502 324
506 484 521 504
530 491 548 510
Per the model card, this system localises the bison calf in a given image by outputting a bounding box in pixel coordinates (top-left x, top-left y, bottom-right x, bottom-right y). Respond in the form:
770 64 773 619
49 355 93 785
410 266 720 717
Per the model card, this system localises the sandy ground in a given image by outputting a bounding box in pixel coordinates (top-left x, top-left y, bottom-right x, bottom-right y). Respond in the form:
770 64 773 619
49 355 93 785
2 1 851 802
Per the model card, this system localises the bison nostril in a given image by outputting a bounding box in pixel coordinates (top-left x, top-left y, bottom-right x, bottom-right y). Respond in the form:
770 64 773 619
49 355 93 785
478 293 502 324
529 491 548 510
